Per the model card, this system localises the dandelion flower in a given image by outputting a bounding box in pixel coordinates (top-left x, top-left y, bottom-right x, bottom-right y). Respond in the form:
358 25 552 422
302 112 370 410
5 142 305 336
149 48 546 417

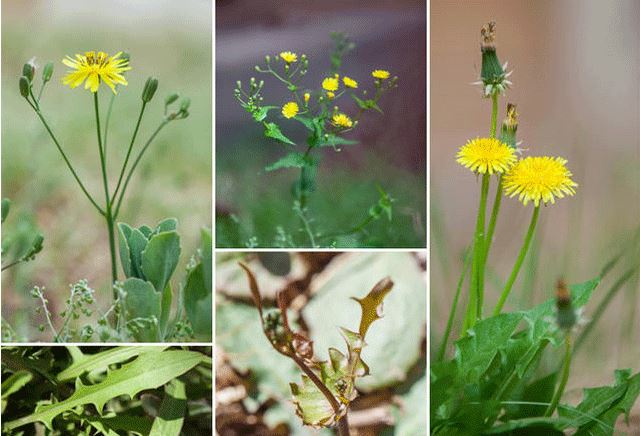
503 156 577 206
304 92 310 103
343 76 358 89
332 113 353 128
372 69 390 80
322 77 339 92
280 51 298 64
62 51 130 93
456 137 516 175
326 91 335 100
281 101 299 119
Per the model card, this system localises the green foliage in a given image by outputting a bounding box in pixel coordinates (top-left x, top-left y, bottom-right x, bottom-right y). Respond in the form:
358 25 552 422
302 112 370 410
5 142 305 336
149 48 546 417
1 346 211 434
1 198 44 272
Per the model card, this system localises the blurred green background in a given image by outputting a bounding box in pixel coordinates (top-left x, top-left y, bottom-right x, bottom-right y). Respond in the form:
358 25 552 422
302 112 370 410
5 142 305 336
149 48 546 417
430 0 640 404
1 0 212 340
216 0 426 248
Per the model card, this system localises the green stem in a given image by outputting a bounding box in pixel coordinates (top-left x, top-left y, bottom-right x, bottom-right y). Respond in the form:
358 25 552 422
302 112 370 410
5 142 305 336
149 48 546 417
493 206 540 316
29 102 104 215
111 102 147 204
114 120 170 218
545 334 572 417
490 92 498 138
437 247 472 361
93 93 117 285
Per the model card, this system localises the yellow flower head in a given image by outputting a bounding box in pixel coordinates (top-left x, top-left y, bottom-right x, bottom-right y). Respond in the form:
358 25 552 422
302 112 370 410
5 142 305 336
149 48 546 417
280 51 298 64
456 137 516 175
343 76 358 89
322 77 339 92
326 91 335 100
304 92 310 103
332 113 353 128
281 101 299 119
372 69 390 80
503 156 577 207
62 51 130 94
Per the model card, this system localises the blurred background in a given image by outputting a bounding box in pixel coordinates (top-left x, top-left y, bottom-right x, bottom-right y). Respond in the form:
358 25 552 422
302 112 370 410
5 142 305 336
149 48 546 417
431 0 640 405
216 0 426 248
1 0 212 340
216 251 427 435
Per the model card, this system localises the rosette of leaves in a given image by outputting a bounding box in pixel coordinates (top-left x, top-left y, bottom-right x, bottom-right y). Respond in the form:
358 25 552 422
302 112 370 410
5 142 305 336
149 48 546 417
117 218 211 341
240 262 393 434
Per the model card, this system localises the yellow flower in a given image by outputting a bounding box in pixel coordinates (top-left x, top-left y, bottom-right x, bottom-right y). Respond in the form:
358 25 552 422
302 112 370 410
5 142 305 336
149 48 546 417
372 69 390 80
322 77 339 92
326 92 335 100
62 51 130 94
456 137 516 175
280 51 298 64
343 76 358 89
304 92 310 103
503 156 577 207
281 101 299 119
332 113 353 128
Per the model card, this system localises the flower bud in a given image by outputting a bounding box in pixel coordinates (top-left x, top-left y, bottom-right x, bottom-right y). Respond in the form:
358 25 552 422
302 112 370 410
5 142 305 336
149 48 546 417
19 76 30 97
555 279 576 331
23 61 35 82
500 103 518 147
42 62 54 83
165 93 179 106
141 77 158 103
180 97 191 112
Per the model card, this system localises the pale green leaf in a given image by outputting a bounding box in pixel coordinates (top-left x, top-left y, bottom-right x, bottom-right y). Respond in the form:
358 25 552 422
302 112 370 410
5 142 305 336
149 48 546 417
149 378 187 436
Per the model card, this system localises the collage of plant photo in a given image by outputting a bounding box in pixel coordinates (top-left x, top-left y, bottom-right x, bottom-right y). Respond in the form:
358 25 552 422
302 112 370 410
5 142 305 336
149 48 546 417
1 0 639 435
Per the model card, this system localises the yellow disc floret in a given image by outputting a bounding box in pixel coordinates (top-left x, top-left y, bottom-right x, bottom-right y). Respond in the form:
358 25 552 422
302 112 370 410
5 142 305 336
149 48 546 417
62 51 130 94
332 113 353 128
456 137 517 175
503 156 577 206
280 51 298 63
343 76 358 88
372 69 390 80
281 101 299 119
322 77 339 92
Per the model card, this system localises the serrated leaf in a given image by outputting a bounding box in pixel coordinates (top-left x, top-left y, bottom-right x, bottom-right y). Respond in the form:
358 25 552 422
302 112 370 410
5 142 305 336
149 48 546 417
265 152 312 172
264 122 295 145
141 231 181 294
3 350 205 431
253 105 278 122
57 346 168 381
149 378 187 436
351 277 393 337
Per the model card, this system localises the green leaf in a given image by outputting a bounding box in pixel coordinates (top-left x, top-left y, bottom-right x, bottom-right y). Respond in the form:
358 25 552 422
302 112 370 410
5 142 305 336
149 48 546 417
252 105 278 122
264 122 295 145
484 417 569 434
154 218 177 234
3 350 205 431
201 227 212 294
351 95 383 114
1 198 10 224
265 152 312 172
184 263 212 341
128 228 150 279
1 370 32 413
290 376 336 426
117 223 134 277
123 278 161 341
57 346 168 381
141 231 181 294
160 284 172 339
318 134 358 148
149 379 187 436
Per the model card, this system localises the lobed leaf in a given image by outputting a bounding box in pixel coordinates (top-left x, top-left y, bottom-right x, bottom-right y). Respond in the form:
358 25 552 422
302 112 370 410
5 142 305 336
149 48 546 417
264 122 295 145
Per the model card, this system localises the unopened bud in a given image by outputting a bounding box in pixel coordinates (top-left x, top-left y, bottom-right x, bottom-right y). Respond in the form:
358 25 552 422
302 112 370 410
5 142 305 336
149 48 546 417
141 77 158 103
500 103 519 147
165 93 179 106
23 61 35 82
42 62 54 83
19 76 30 97
555 279 576 330
480 21 505 87
180 97 191 112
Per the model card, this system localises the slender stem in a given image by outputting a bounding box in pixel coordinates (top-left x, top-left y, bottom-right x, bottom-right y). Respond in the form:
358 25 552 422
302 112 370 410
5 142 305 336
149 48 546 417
545 334 572 417
493 206 540 316
464 173 490 329
93 93 118 285
1 260 24 272
111 102 147 204
29 103 105 215
103 92 117 158
114 120 170 218
490 92 499 138
438 247 472 361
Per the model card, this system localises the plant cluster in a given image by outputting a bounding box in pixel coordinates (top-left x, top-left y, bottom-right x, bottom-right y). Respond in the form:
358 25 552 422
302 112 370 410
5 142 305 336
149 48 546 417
239 262 394 436
1 346 212 434
431 22 640 434
233 33 397 248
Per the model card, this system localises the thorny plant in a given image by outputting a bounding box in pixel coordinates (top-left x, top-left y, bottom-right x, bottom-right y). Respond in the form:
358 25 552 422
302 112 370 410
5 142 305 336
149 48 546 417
234 33 398 248
18 52 190 290
240 262 394 436
431 22 640 434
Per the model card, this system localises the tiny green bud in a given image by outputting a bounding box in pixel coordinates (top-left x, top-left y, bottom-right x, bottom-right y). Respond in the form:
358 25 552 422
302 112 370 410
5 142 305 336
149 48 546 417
42 62 54 83
38 324 45 332
180 97 191 112
23 62 35 82
19 76 30 97
141 77 158 103
165 93 179 106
